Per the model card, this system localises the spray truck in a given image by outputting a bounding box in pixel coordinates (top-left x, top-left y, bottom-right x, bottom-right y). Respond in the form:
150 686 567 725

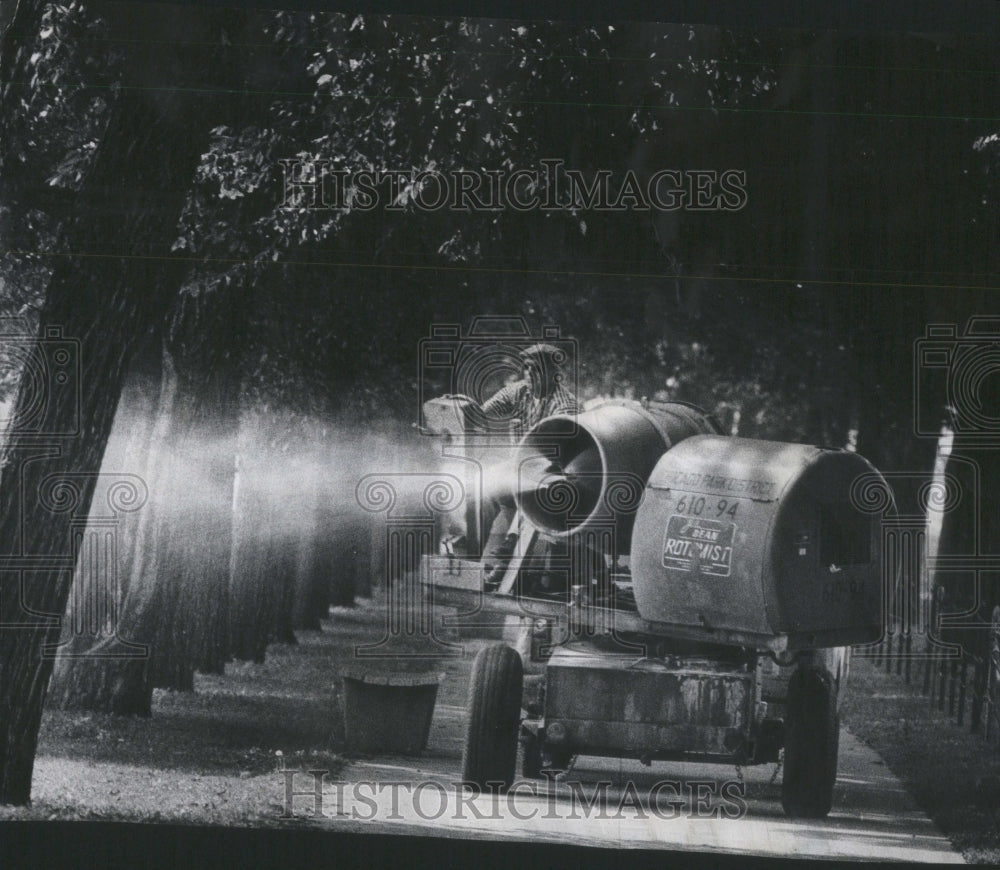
420 396 887 818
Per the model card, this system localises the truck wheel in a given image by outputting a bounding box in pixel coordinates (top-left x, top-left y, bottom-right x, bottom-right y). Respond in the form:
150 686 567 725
520 735 571 780
781 667 839 818
541 747 572 776
463 644 523 793
521 730 542 779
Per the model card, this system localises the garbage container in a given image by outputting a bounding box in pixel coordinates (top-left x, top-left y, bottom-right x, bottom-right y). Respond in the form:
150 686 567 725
342 671 443 755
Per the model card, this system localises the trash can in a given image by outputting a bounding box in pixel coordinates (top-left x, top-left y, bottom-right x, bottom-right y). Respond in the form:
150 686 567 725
342 671 443 755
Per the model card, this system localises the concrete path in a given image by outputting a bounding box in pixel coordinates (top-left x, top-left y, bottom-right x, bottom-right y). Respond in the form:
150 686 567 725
300 718 963 863
290 604 965 862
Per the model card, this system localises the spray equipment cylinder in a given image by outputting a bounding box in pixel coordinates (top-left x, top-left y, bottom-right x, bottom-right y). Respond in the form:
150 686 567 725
628 434 890 649
513 400 719 550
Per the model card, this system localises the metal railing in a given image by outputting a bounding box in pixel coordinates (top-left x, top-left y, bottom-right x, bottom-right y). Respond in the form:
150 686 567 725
858 597 1000 746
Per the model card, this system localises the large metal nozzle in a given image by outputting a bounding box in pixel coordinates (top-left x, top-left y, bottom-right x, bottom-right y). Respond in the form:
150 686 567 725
513 400 719 549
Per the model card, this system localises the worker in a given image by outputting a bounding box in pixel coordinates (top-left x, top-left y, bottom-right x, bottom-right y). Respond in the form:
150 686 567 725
478 342 579 441
474 343 578 587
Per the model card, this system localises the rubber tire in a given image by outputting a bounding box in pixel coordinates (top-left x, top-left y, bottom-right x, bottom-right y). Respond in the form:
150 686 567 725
540 747 572 776
781 667 840 818
521 730 543 780
462 644 523 793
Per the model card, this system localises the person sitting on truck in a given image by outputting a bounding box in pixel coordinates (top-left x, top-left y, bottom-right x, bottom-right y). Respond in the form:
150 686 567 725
475 343 578 586
478 342 579 442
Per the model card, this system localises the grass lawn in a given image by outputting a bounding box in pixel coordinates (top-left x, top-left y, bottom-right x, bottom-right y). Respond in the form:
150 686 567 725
0 603 476 827
841 654 1000 863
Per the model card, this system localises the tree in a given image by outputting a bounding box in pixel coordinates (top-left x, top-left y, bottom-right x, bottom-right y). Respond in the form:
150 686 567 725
0 0 247 803
47 332 174 715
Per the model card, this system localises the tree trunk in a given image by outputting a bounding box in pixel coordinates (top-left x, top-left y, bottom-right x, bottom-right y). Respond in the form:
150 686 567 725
0 230 180 797
186 384 238 675
49 329 239 707
291 476 331 631
228 420 278 662
46 335 165 711
149 359 239 686
329 514 364 609
270 521 299 646
0 1 240 801
230 399 334 658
